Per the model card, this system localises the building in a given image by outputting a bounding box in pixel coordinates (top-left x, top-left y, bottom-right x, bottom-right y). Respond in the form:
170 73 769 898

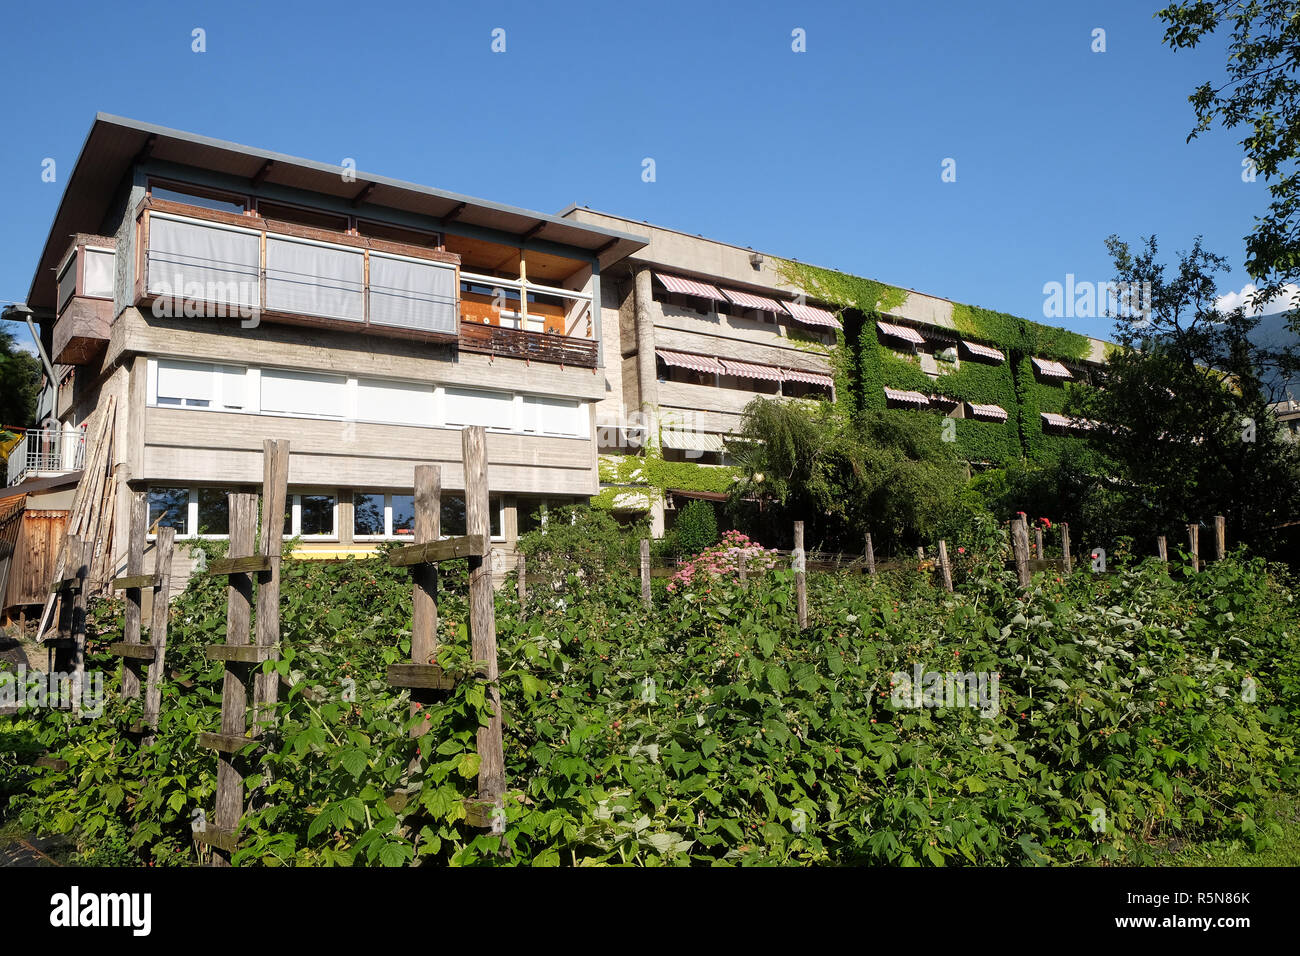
19 114 645 595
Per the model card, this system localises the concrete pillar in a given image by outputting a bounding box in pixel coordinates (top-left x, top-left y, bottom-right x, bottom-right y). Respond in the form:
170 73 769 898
632 266 659 446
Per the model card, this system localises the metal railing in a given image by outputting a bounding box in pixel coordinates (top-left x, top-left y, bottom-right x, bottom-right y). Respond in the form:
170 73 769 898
6 427 85 486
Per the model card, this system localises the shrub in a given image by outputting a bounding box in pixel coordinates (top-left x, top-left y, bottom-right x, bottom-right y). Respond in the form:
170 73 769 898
671 500 718 557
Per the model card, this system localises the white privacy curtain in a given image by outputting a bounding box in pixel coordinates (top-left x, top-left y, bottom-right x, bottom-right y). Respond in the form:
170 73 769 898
156 360 214 403
260 368 348 418
265 235 365 322
82 248 115 298
368 253 458 334
148 216 261 308
522 396 586 436
357 378 435 426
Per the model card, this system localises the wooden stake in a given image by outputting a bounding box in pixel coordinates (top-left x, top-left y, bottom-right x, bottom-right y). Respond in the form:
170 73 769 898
794 521 808 629
1060 523 1072 574
253 439 290 729
516 551 526 609
1187 524 1199 572
1214 515 1226 561
865 533 876 575
1157 535 1167 562
68 536 87 714
640 539 651 608
1011 517 1031 588
463 426 506 837
120 492 147 701
1034 527 1044 559
141 527 175 737
937 540 953 592
408 465 440 767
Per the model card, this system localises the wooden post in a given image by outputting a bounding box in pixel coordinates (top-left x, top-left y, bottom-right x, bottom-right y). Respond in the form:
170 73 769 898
640 539 651 608
865 533 876 575
1011 518 1031 588
1214 515 1226 561
407 465 441 768
1034 527 1044 559
916 545 924 560
1060 523 1072 574
737 550 748 586
68 536 87 714
1187 524 1199 572
463 427 506 838
1157 535 1167 562
794 521 808 630
206 495 257 866
120 493 147 701
140 528 175 737
253 439 289 729
516 551 526 609
937 540 953 592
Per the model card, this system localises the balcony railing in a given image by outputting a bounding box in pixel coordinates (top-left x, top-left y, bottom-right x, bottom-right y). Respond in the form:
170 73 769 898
6 428 85 486
458 321 598 369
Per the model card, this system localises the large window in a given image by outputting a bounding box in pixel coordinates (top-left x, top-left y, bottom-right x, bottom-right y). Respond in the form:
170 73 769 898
283 492 338 538
437 495 504 540
265 235 365 323
261 368 347 419
444 388 514 430
147 214 261 310
354 492 418 539
356 378 434 426
150 183 248 215
147 486 235 538
147 487 190 533
521 395 587 437
368 252 458 335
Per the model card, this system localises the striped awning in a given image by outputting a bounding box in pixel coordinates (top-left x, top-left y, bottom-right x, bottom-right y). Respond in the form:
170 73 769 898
783 368 834 388
1032 357 1073 378
1041 412 1091 430
962 340 1005 362
783 300 842 329
968 402 1008 421
720 359 784 383
661 429 727 453
721 287 785 313
876 321 925 345
655 272 724 300
656 349 724 374
884 387 930 406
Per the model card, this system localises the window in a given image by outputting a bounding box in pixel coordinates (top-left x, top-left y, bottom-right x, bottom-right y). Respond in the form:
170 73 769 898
147 487 190 533
521 396 587 437
353 492 418 539
438 495 503 540
196 488 230 535
444 387 514 430
368 253 457 335
284 493 338 538
261 368 347 419
357 378 434 426
257 200 350 232
265 235 365 323
82 248 115 299
150 183 247 215
356 220 441 247
147 214 261 310
156 360 213 407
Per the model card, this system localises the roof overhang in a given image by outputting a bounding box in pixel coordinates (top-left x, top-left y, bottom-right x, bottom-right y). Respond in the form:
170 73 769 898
26 114 648 313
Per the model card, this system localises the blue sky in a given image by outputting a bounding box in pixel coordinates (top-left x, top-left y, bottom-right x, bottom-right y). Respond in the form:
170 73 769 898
0 0 1266 347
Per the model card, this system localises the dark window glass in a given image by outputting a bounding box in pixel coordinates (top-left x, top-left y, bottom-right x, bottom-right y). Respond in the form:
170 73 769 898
151 185 246 215
258 201 349 232
353 493 385 537
148 487 190 533
391 495 415 537
197 488 229 535
441 496 466 537
517 500 544 536
300 495 336 536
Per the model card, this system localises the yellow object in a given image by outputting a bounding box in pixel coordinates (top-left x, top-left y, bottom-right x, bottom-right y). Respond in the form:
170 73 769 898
0 431 23 462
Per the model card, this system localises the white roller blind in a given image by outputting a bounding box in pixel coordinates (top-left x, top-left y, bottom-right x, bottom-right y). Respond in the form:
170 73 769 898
148 216 260 308
82 248 115 298
157 360 214 403
265 236 364 322
357 378 434 426
443 387 514 430
261 368 347 418
218 366 246 409
522 396 586 437
369 253 457 334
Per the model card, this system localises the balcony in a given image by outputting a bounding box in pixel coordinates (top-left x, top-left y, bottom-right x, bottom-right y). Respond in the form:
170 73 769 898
52 235 116 365
136 198 461 345
6 427 85 486
458 321 597 369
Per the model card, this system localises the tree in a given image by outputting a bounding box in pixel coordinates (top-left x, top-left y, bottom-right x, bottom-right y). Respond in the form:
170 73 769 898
1069 235 1300 554
670 499 718 557
0 327 42 429
1158 0 1300 315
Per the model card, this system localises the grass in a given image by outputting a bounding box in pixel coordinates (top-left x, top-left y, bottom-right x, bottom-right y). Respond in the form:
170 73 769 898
1152 793 1300 867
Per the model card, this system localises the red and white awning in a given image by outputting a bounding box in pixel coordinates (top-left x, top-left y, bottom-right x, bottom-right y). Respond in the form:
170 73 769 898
962 340 1005 362
721 287 786 313
783 368 834 388
968 402 1008 421
1032 357 1073 378
720 359 784 383
655 272 724 300
876 321 925 345
783 300 842 329
884 387 930 406
1041 412 1091 430
656 349 724 374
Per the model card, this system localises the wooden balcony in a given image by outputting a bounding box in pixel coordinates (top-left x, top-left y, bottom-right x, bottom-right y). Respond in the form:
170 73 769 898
52 235 115 365
458 321 597 369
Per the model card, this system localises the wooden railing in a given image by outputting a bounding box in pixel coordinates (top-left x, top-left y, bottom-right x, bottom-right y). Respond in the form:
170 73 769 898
458 321 598 369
